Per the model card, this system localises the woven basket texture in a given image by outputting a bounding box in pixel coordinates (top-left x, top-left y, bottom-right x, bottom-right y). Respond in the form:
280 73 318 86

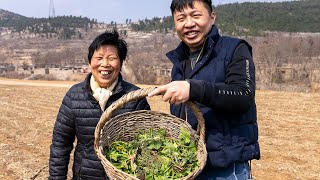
94 88 207 180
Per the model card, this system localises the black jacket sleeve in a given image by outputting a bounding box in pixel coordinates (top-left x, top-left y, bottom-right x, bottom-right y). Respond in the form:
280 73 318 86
189 43 255 113
136 97 151 111
49 92 75 180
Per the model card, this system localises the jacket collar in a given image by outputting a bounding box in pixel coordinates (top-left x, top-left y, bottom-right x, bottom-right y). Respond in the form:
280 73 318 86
166 25 220 74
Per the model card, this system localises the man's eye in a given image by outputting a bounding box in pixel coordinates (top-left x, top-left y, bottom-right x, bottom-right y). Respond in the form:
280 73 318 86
177 18 184 22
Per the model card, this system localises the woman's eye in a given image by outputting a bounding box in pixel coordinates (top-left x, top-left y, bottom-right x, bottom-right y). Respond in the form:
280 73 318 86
108 57 117 61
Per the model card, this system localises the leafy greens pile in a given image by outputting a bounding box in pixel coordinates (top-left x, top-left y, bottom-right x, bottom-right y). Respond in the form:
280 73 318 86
104 127 199 179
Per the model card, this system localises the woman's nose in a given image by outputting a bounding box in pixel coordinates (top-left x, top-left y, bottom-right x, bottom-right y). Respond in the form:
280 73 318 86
100 58 110 67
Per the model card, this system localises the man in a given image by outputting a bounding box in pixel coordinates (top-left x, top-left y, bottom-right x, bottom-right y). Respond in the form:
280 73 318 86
148 0 260 179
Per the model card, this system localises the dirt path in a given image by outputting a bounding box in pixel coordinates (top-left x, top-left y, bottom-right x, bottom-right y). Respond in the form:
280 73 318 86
0 78 75 88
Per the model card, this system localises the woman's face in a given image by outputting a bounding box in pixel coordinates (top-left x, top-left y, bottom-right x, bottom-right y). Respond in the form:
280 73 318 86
89 45 121 88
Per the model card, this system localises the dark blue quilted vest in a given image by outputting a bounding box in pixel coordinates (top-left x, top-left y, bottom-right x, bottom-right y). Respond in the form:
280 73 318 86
166 25 260 168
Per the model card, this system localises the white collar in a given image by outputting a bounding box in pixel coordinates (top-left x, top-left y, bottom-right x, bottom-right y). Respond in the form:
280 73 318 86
90 75 118 110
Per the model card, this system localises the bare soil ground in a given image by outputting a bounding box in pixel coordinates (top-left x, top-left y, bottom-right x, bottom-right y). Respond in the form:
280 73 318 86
0 78 319 180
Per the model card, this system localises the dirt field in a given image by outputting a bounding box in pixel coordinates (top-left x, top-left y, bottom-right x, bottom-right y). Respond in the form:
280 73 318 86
0 78 319 180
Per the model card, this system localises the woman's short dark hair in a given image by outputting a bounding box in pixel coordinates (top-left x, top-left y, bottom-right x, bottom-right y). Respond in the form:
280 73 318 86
87 29 127 67
170 0 212 14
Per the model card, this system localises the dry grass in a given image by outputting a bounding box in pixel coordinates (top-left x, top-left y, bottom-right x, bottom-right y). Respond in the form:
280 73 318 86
254 91 320 180
0 79 319 180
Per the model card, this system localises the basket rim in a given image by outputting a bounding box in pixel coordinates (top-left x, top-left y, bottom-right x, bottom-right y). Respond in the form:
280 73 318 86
99 109 201 144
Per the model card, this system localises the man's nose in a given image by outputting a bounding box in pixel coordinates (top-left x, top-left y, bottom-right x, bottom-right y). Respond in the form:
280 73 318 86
185 16 195 27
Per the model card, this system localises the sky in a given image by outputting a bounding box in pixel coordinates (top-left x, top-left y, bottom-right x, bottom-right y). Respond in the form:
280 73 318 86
0 0 293 23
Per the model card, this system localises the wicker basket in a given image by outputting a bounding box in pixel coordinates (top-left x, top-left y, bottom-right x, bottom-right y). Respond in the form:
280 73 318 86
94 87 207 180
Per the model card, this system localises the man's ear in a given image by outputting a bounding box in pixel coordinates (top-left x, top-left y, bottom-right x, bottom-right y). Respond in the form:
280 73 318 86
211 11 216 25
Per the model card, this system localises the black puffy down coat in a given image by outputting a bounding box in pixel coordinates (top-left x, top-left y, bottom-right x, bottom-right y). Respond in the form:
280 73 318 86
49 73 150 180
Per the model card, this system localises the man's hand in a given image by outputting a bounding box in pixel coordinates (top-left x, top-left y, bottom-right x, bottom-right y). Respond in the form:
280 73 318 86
148 81 190 105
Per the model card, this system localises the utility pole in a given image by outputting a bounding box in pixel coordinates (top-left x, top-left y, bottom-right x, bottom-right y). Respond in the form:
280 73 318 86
49 0 55 18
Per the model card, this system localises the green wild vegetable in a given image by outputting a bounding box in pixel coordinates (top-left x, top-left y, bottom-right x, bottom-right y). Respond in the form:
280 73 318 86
104 127 199 179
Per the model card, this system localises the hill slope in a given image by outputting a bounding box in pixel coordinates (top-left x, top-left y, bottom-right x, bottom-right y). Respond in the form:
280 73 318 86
215 0 320 35
0 8 97 39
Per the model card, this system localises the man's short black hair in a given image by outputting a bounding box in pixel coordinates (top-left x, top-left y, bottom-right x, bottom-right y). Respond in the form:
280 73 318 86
170 0 213 14
87 29 127 67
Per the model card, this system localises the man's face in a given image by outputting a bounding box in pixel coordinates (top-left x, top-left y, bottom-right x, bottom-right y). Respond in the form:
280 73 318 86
89 45 121 88
173 1 215 52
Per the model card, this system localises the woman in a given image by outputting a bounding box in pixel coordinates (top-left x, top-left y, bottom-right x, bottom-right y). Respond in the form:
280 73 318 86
49 30 150 180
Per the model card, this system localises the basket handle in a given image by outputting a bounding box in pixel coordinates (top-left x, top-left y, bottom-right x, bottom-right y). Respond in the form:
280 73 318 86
94 87 206 149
